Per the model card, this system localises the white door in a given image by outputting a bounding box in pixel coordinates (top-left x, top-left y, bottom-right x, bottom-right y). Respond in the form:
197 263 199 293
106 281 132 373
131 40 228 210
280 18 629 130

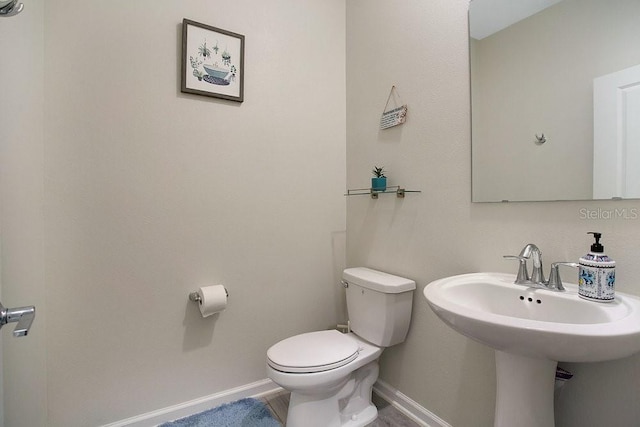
593 64 640 199
0 3 44 426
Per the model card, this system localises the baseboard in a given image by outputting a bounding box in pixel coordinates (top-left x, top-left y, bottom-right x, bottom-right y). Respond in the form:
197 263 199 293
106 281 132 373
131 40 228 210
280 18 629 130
100 378 283 427
373 379 452 427
102 377 449 427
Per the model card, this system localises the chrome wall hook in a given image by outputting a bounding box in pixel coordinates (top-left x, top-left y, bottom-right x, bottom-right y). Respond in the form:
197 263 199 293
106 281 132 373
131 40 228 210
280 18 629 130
535 133 547 144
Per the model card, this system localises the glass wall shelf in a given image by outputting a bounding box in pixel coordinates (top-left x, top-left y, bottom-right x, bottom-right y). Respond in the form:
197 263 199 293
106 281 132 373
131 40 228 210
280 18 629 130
344 186 421 199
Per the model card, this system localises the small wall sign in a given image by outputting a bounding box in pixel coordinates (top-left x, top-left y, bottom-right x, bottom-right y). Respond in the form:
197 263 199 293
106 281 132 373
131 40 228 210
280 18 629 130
380 86 407 130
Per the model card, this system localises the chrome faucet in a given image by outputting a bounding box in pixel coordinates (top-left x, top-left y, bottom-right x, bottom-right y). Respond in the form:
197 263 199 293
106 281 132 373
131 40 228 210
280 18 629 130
521 243 545 284
504 243 545 286
504 244 579 292
0 302 35 337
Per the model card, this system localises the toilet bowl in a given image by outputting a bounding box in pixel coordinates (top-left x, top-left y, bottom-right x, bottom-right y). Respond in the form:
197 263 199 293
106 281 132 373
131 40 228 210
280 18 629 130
267 331 382 427
266 267 415 427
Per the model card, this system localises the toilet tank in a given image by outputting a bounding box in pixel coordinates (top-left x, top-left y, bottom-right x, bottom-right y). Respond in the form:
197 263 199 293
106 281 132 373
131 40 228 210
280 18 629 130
343 267 416 347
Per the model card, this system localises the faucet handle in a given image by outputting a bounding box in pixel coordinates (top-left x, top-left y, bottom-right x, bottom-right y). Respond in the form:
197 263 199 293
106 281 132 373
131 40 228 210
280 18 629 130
547 262 579 291
504 255 530 284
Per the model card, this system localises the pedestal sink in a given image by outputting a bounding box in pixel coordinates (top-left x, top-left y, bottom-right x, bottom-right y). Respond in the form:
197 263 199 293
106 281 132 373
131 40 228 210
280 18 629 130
424 272 640 427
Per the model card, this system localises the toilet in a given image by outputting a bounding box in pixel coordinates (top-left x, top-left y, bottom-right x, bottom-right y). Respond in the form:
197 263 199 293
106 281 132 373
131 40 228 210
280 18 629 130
266 267 416 427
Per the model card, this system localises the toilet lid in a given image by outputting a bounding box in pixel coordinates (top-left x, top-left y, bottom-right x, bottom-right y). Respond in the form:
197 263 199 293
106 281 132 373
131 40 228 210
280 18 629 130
267 330 359 373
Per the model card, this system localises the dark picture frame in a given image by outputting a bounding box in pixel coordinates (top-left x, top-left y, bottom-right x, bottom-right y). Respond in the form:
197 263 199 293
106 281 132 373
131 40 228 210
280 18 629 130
181 19 245 102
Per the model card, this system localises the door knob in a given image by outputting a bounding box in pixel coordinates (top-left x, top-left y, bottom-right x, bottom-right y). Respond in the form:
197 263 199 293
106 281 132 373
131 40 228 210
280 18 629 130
0 302 35 337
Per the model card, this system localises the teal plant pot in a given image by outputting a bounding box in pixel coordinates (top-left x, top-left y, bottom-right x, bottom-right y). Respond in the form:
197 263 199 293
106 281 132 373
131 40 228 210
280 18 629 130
371 177 387 191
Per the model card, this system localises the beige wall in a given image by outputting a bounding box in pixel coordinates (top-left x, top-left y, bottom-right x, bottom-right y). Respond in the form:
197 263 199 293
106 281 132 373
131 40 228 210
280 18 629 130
347 0 640 426
472 0 640 202
2 0 346 426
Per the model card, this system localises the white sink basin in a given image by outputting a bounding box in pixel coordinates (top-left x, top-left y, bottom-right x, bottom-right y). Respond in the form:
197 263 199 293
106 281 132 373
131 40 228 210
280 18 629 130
424 272 640 362
424 272 640 427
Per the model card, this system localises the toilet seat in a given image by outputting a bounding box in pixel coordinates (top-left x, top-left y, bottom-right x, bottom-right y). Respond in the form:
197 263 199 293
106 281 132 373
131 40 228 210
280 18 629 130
267 330 360 373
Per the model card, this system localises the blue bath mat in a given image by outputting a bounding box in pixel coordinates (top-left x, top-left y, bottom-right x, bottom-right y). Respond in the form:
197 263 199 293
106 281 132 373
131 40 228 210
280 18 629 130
159 398 282 427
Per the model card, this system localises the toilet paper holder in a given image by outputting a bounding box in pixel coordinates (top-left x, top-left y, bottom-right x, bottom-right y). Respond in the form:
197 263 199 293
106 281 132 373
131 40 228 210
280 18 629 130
189 287 229 303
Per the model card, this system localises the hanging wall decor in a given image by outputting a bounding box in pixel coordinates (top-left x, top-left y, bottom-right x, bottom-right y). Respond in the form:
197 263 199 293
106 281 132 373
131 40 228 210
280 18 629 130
380 86 407 130
181 19 245 102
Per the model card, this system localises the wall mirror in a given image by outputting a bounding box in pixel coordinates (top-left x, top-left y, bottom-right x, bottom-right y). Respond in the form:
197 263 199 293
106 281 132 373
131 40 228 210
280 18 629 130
470 0 640 202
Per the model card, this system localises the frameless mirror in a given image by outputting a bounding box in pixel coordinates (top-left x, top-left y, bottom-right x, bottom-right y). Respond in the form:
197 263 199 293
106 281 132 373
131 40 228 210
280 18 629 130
470 0 640 202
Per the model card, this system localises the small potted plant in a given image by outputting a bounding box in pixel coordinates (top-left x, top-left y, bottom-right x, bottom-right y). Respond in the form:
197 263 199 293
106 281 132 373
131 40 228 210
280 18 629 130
371 166 387 191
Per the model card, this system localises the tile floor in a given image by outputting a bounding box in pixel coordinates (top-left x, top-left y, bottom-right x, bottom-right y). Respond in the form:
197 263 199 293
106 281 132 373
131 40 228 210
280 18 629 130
261 390 422 427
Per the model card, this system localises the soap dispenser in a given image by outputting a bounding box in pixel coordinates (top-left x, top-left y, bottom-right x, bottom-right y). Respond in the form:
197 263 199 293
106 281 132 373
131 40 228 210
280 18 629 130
578 232 616 302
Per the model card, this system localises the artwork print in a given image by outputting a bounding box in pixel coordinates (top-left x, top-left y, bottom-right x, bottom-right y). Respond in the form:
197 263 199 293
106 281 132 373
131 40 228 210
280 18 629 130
181 19 244 102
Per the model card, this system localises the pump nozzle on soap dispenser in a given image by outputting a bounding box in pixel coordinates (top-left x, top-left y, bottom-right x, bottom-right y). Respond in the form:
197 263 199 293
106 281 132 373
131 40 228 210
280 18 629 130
578 232 616 302
587 232 604 252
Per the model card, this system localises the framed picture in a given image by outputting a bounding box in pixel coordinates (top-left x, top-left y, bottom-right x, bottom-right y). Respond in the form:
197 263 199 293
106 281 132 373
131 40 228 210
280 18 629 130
181 19 245 102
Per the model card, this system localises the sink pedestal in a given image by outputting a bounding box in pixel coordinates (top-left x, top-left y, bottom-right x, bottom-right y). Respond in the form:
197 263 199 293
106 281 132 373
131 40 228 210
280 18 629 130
495 351 557 427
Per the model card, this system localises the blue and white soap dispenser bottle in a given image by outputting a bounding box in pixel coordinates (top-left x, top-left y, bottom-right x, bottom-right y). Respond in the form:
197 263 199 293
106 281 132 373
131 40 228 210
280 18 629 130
578 232 615 302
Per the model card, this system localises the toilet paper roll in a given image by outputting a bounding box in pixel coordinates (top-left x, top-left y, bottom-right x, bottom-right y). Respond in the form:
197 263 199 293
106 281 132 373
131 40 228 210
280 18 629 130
196 285 228 317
